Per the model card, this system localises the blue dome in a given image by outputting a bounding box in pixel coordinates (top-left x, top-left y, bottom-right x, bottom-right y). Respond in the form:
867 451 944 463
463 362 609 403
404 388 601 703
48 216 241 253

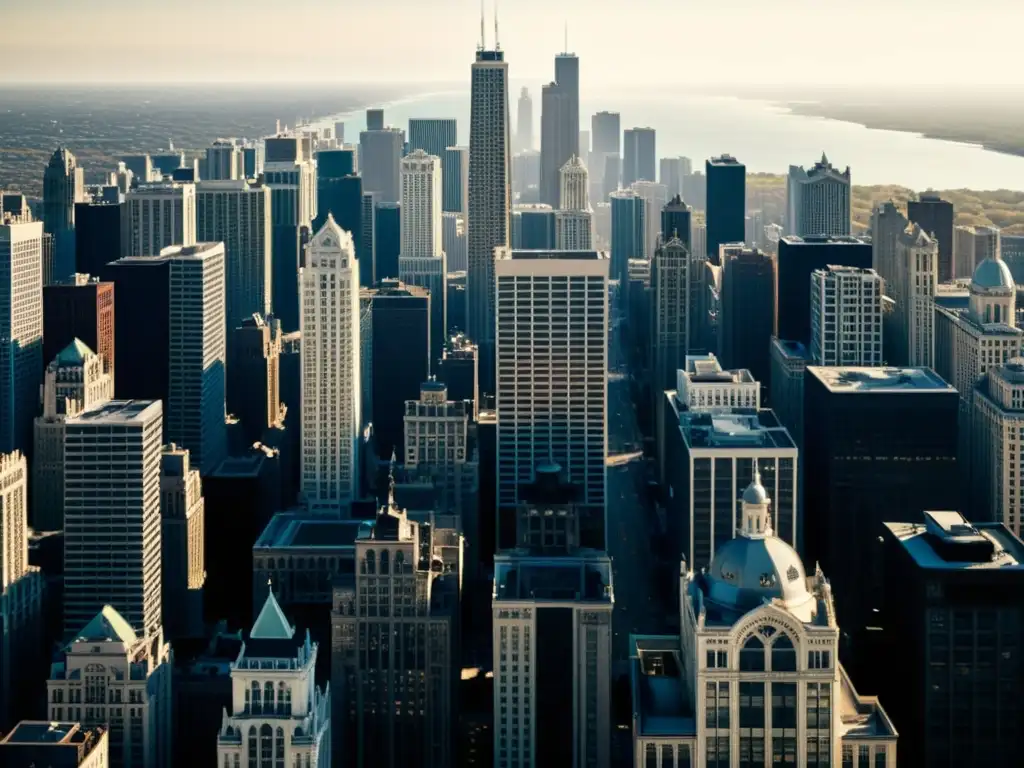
972 257 1015 292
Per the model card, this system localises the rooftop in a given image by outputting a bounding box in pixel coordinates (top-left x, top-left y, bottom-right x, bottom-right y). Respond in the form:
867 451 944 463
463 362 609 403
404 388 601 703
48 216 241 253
67 399 161 425
677 407 796 451
681 354 756 384
885 511 1024 571
493 551 613 602
807 366 955 394
2 721 91 746
631 635 695 738
158 241 224 259
254 512 368 549
837 665 898 740
72 605 138 646
53 338 95 367
779 235 870 246
771 338 810 360
503 249 607 261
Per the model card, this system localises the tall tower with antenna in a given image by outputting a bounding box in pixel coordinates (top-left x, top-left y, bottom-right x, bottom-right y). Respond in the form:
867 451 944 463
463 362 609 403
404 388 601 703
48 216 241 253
467 1 510 395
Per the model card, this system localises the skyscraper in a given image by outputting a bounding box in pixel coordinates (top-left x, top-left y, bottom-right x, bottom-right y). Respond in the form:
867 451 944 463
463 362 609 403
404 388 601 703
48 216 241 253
468 39 511 395
205 139 241 181
512 204 556 250
126 182 197 256
42 146 85 281
591 111 620 157
890 224 938 367
0 216 43 456
43 274 115 378
810 265 884 367
74 197 126 277
228 314 284 446
359 127 404 204
166 242 227 475
516 86 533 151
555 155 592 250
907 192 954 282
495 249 608 550
159 444 205 640
622 127 656 187
540 51 580 207
651 237 706 401
658 156 689 199
360 192 377 286
718 245 776 388
399 149 446 356
374 201 401 280
299 217 362 514
630 179 668 259
331 482 459 768
705 155 745 264
314 153 364 283
32 339 113 531
973 358 1024 535
785 153 852 237
366 108 384 131
609 189 646 285
442 212 467 272
63 399 164 638
442 145 469 216
661 195 691 251
195 179 271 332
408 117 457 164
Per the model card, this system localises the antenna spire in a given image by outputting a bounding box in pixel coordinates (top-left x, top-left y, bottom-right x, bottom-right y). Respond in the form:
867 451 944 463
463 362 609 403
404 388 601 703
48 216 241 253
494 0 500 50
479 0 485 50
564 21 568 53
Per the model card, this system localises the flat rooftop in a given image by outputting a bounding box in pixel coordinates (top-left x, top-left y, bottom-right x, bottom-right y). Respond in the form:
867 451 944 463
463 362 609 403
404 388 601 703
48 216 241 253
505 249 607 261
780 235 871 246
631 636 696 738
254 513 368 549
806 366 954 394
68 399 161 424
885 511 1024 571
493 551 613 602
837 665 898 740
3 721 88 745
679 408 796 451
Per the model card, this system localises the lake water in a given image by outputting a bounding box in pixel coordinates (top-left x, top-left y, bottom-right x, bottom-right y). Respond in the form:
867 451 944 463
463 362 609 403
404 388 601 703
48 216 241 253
329 88 1024 192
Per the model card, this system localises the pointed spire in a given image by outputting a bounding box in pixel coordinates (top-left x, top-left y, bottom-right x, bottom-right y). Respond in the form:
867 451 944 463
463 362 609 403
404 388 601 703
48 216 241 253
564 20 568 53
494 0 500 50
387 448 397 508
820 151 829 166
479 0 485 50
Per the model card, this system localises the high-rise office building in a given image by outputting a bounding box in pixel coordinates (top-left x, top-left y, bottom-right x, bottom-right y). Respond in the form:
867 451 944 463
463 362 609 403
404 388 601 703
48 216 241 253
63 399 164 638
591 111 620 157
609 189 645 285
331 481 459 768
0 216 43 456
442 145 469 216
512 204 556 250
228 314 283 445
442 212 467 272
631 180 668 259
374 201 400 281
492 465 613 768
43 146 85 281
809 265 884 366
74 197 126 277
880 511 1022 766
241 142 264 179
495 249 608 550
48 606 172 768
408 117 457 164
776 235 872 344
785 153 852 237
314 155 366 284
658 156 690 199
438 333 479 418
868 201 906 292
366 108 385 131
217 592 331 767
651 237 706 407
32 340 113 531
768 338 810 447
151 152 184 178
265 135 315 332
555 155 592 250
164 242 227 475
399 150 446 357
956 223 1001 280
195 179 271 331
890 224 938 367
661 194 691 251
299 217 362 515
539 51 580 207
973 358 1024 535
803 366 958 672
159 444 205 640
468 42 511 395
622 127 656 187
631 470 898 765
359 127 404 204
719 245 776 388
126 182 196 256
516 86 533 151
205 139 241 181
43 274 115 377
0 721 109 765
121 154 154 185
907 192 954 282
358 191 377 286
705 155 745 264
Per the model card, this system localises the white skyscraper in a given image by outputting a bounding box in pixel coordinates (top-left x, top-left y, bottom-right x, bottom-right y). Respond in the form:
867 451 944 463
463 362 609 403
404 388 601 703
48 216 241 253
555 155 592 250
0 215 43 456
786 154 852 237
892 224 938 367
196 179 272 330
810 265 884 366
217 591 331 768
400 150 447 355
300 216 361 514
973 358 1024 535
63 400 164 639
126 182 197 256
495 249 608 548
32 339 114 531
468 38 511 394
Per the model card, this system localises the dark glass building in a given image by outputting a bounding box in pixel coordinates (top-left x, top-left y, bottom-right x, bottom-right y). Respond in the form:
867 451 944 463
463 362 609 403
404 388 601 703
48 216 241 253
446 272 466 333
718 245 775 389
776 235 872 344
438 332 479 419
228 314 283 445
803 366 958 677
374 202 400 282
316 148 356 180
879 511 1024 767
512 206 556 250
74 199 126 277
366 279 430 460
661 195 691 251
408 118 457 165
360 192 377 287
42 275 115 376
705 155 746 264
314 167 364 274
907 193 955 283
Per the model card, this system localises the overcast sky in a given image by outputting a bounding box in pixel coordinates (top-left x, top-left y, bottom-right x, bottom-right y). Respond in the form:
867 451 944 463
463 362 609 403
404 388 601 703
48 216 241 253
2 0 1020 87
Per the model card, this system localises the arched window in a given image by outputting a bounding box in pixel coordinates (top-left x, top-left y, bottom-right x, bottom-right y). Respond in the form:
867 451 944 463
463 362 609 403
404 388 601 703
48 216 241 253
260 725 273 765
224 754 230 768
772 634 797 672
395 551 405 573
251 682 261 714
275 727 285 768
264 681 275 712
277 682 288 715
247 727 257 768
284 685 292 715
740 636 765 671
380 549 390 575
366 550 376 574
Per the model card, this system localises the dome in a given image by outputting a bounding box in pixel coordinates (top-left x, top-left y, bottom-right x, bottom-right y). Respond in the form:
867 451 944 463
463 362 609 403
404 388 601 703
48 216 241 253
742 477 768 505
971 257 1015 293
705 536 813 614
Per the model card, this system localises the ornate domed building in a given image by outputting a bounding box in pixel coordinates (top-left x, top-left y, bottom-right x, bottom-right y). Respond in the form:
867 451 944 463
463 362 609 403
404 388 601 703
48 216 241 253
630 463 898 767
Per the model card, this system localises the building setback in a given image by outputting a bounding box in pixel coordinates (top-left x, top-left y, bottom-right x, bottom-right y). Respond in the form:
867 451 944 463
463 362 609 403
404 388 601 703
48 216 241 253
126 182 196 256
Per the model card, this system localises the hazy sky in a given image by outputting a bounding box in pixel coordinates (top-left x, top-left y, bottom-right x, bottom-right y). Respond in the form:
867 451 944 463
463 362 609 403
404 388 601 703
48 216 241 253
2 0 1021 87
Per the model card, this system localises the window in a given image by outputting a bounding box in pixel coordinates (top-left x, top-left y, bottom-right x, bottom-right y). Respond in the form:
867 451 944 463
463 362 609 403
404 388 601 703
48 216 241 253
248 727 257 768
808 650 831 669
251 682 261 714
705 681 730 729
841 745 854 767
260 725 272 764
772 634 797 672
706 650 728 669
740 636 765 671
275 727 285 768
875 750 887 768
